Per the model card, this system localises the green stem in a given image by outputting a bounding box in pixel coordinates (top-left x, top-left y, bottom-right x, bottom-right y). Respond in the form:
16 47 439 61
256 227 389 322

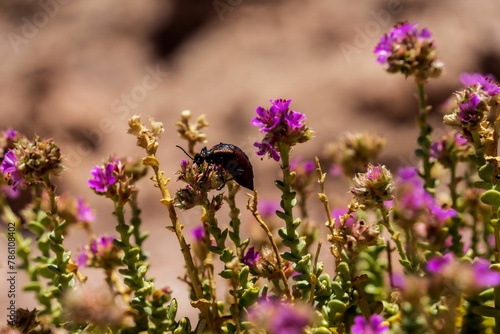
149 161 217 332
277 142 303 259
490 104 500 332
415 82 435 193
448 161 463 255
378 206 414 273
114 202 131 248
129 193 148 261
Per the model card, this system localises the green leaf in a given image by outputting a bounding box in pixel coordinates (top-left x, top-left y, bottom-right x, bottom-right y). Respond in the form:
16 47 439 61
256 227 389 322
220 248 234 263
274 180 286 189
23 281 42 292
481 189 500 207
336 262 350 281
167 298 178 320
331 281 344 297
240 287 259 307
479 163 495 182
281 251 301 262
328 299 347 314
275 210 289 221
46 264 62 274
238 266 249 285
28 221 45 236
219 269 234 279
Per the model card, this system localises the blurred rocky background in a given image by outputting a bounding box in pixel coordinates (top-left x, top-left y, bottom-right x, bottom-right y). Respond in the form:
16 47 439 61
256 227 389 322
1 0 500 323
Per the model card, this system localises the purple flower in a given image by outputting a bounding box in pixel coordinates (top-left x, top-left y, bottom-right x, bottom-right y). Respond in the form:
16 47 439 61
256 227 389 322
270 98 292 113
454 133 467 146
77 197 95 223
351 314 389 334
76 248 88 267
1 185 20 199
329 164 342 177
191 225 205 243
394 166 455 230
473 259 500 288
331 208 355 228
252 99 311 162
269 304 310 334
249 300 311 334
427 253 453 273
290 158 315 175
430 141 444 159
258 199 280 218
374 34 392 64
374 23 432 64
180 159 189 169
430 205 456 223
5 128 17 139
243 246 259 267
366 165 383 180
1 150 24 190
284 109 306 132
460 72 500 96
88 163 116 193
251 106 281 133
458 94 481 124
254 141 280 162
90 236 115 255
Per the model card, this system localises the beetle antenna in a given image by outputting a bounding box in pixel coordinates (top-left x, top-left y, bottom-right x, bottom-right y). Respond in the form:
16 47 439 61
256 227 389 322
176 145 194 160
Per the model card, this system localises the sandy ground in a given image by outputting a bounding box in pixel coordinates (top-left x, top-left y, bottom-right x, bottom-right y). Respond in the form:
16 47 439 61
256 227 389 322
1 0 500 327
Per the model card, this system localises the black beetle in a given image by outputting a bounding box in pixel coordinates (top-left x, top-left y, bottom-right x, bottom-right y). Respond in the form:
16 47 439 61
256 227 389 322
177 143 254 191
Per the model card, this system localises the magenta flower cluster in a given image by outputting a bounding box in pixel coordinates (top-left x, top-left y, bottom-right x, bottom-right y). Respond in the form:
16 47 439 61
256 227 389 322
1 150 24 190
351 314 389 334
88 163 117 193
251 99 309 161
374 22 432 65
427 253 500 290
460 73 500 96
395 167 456 223
458 94 481 126
243 246 259 267
77 235 117 267
248 300 310 334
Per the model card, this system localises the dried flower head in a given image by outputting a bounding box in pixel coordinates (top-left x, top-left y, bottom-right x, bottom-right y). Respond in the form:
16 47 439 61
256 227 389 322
430 131 472 168
176 110 208 150
351 164 394 207
331 218 381 258
5 308 39 333
62 285 125 329
443 74 500 146
374 22 443 83
323 132 386 176
290 157 316 194
174 158 224 210
127 115 164 155
1 136 64 190
252 99 313 161
245 246 285 279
